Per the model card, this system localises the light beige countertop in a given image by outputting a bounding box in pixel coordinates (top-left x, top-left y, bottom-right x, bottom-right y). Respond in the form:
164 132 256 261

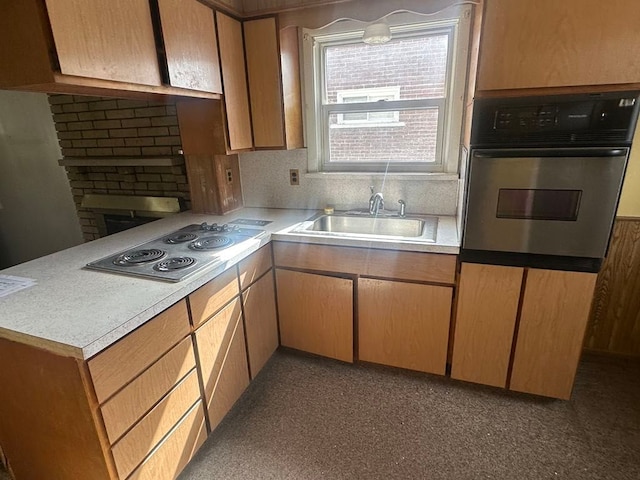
0 208 459 360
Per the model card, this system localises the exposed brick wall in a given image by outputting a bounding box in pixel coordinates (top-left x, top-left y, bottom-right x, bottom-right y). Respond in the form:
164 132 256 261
324 34 448 164
48 94 190 241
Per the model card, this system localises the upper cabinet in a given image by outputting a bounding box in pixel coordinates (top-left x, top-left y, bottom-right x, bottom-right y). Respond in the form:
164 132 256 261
476 0 640 92
156 0 222 93
45 0 162 86
244 17 304 150
0 0 220 98
216 12 254 151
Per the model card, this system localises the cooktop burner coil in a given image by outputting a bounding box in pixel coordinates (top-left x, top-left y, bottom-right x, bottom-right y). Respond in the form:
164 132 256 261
153 257 197 272
189 236 234 250
113 249 166 266
164 232 198 244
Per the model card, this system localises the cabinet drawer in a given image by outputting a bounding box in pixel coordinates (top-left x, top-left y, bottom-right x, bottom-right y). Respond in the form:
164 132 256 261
238 244 273 290
189 268 239 328
88 300 190 403
127 401 207 480
111 370 201 479
101 337 197 444
273 242 456 284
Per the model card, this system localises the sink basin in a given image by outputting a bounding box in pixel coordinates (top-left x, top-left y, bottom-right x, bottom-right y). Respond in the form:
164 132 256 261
292 214 438 242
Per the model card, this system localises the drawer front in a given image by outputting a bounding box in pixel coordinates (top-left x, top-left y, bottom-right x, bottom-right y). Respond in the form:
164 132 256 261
101 337 196 444
273 242 456 284
127 401 207 480
189 268 239 328
238 244 273 290
111 370 201 479
88 300 190 403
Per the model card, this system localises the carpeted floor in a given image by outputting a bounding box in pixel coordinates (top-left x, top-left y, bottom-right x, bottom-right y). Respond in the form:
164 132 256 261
179 350 640 480
0 351 637 480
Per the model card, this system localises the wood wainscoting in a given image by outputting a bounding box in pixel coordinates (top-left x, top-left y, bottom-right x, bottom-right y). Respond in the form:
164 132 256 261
585 218 640 357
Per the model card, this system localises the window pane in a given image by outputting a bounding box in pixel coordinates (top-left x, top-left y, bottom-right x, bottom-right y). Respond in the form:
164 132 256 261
328 108 439 164
325 34 449 104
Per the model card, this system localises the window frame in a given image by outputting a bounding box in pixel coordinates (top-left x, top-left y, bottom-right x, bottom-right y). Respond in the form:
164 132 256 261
302 7 472 175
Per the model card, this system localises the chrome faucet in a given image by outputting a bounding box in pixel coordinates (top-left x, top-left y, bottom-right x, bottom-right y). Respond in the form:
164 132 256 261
369 186 384 215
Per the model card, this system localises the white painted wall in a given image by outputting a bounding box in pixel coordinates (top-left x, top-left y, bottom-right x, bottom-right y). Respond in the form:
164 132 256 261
0 91 83 269
239 148 459 215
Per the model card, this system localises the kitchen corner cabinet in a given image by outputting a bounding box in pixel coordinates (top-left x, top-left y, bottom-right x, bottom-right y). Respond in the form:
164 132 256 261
243 17 304 149
239 245 279 378
477 0 640 92
451 263 597 399
0 0 220 98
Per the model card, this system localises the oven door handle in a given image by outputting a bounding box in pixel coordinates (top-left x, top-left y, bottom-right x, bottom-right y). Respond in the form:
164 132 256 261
473 148 628 158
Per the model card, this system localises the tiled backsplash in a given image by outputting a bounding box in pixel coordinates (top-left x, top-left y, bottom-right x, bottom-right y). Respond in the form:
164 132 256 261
48 94 190 241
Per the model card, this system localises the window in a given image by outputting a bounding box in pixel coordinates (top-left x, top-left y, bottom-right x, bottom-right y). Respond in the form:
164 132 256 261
303 8 472 173
336 87 402 126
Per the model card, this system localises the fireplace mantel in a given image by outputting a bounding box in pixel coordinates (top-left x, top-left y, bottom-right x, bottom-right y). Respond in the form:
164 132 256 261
58 157 184 167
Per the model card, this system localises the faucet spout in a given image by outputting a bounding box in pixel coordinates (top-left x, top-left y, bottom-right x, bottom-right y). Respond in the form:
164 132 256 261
369 187 384 215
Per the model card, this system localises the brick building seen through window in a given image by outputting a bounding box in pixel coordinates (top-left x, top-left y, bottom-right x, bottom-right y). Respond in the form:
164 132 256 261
323 33 449 166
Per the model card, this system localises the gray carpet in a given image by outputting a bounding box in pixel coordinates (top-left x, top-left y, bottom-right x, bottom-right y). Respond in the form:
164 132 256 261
179 350 640 480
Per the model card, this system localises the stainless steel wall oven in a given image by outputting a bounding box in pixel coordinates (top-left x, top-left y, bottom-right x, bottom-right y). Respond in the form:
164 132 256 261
462 91 640 272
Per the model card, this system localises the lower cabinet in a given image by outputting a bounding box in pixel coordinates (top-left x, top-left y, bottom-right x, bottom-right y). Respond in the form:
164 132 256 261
193 297 250 431
451 262 597 399
243 272 279 378
273 242 457 368
451 263 523 388
276 268 354 363
509 268 597 399
358 278 452 375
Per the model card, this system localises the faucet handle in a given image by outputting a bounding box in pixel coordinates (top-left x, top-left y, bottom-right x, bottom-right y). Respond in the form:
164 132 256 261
398 199 406 217
369 185 375 195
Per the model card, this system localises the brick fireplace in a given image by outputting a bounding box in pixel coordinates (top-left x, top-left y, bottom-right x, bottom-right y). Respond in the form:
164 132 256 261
48 94 191 241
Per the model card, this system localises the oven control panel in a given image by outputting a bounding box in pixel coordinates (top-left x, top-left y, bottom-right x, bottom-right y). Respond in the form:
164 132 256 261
471 91 640 147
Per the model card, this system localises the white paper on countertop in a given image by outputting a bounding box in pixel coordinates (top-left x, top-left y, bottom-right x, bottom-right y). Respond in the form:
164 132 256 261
0 274 36 298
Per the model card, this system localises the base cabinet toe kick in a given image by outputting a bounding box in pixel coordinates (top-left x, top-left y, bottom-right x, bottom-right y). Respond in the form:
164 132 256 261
0 242 599 478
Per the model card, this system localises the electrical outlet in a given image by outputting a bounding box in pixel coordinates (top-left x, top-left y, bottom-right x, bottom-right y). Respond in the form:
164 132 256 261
289 169 299 186
226 169 233 184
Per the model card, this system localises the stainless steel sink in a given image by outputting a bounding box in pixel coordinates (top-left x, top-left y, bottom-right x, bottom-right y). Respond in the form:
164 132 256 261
292 213 438 242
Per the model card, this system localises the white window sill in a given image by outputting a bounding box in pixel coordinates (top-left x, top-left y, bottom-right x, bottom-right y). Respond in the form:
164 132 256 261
304 172 459 181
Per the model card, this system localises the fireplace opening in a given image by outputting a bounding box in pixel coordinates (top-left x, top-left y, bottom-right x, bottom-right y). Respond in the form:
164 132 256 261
80 194 182 238
103 214 160 236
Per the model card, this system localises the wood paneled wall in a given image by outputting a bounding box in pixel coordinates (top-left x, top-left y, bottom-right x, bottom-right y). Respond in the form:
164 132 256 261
585 219 640 357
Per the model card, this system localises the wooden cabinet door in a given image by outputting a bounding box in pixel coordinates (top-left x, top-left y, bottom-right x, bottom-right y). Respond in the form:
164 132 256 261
510 269 597 400
157 0 222 93
451 263 523 388
477 0 640 91
194 298 250 431
276 269 353 362
243 271 279 378
44 0 162 86
243 17 286 148
216 12 253 151
358 279 452 375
